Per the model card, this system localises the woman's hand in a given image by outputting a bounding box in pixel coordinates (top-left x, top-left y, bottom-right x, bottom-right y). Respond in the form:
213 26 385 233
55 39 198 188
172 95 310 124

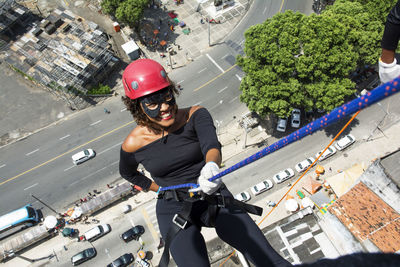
190 162 222 195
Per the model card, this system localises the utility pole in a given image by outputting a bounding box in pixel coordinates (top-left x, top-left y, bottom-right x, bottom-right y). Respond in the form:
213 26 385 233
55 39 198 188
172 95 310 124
167 46 173 70
208 20 211 47
31 194 61 216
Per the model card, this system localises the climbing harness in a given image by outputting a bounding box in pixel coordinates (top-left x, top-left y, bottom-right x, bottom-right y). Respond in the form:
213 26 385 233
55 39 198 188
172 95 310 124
158 185 263 267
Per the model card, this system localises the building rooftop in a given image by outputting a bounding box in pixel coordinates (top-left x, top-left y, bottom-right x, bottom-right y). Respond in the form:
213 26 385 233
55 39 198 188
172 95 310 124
328 182 400 253
3 5 119 94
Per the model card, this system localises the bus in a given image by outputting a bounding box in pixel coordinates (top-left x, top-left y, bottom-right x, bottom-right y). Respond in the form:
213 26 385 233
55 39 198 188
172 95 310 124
0 205 41 234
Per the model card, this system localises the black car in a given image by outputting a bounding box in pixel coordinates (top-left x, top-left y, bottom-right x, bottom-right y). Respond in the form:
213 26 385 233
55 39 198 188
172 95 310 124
71 248 96 266
106 253 134 267
120 225 145 242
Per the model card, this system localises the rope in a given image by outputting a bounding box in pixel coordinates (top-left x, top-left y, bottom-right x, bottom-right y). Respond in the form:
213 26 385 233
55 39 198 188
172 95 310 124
160 77 400 192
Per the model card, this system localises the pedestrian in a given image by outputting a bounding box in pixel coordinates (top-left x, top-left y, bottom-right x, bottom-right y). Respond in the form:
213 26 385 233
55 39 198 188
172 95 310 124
177 84 182 91
119 59 290 267
159 18 162 25
177 44 181 50
329 167 332 172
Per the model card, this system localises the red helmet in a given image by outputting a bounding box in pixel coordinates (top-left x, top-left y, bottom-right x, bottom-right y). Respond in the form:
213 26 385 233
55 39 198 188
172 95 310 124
122 59 171 100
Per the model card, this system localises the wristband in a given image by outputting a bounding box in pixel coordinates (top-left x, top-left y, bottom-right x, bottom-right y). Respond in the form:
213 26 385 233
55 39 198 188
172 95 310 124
156 187 161 194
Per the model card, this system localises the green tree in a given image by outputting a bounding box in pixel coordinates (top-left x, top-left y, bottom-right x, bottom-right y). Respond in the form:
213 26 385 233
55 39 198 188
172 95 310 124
237 10 358 118
115 0 149 36
101 0 123 15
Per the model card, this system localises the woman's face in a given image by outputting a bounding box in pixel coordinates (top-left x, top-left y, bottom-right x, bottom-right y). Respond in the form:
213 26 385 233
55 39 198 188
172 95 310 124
140 88 177 128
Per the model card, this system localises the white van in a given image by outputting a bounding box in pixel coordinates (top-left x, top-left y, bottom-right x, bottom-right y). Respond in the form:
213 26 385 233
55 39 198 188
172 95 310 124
84 224 111 242
71 149 95 165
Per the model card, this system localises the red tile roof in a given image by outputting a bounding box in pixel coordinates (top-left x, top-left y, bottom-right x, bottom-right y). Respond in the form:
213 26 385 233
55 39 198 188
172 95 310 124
328 182 400 253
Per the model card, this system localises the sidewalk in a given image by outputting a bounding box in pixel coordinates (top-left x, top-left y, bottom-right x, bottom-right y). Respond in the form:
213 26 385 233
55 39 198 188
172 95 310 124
119 0 252 71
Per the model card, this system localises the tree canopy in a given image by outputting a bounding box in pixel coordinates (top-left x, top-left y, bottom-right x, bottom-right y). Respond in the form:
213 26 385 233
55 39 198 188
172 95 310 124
237 0 397 118
101 0 149 30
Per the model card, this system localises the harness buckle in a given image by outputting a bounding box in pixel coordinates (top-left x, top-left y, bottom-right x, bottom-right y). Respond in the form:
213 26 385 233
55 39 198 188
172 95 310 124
172 214 187 229
215 193 225 208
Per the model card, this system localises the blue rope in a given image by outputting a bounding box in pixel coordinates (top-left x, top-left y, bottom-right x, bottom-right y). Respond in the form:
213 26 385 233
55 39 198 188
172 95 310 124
160 77 400 191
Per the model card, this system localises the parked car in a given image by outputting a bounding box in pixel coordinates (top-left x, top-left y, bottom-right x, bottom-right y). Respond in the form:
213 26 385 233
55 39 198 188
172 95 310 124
71 149 95 165
120 225 145 243
295 157 315 173
106 253 134 267
272 168 295 184
276 118 287 132
83 224 111 242
335 134 356 151
250 180 273 196
71 248 96 266
291 109 301 128
315 146 337 161
235 191 251 202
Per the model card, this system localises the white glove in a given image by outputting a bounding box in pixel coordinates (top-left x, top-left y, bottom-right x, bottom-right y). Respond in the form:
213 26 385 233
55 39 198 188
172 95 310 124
379 58 400 84
189 162 222 195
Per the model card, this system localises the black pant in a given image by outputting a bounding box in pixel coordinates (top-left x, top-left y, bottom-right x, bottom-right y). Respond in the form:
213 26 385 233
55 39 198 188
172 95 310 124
156 187 291 267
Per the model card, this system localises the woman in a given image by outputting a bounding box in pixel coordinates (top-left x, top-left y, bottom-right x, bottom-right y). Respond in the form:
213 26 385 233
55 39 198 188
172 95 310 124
119 59 290 267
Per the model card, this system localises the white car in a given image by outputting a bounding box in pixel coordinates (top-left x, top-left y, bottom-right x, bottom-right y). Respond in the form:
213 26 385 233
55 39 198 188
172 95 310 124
315 146 337 161
291 109 301 128
273 168 295 184
84 224 111 242
250 179 274 196
335 134 356 151
235 191 251 202
295 157 315 173
72 149 96 165
276 118 287 132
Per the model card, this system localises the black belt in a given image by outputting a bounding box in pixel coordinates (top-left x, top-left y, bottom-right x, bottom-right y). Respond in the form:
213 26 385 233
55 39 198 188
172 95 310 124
158 188 263 267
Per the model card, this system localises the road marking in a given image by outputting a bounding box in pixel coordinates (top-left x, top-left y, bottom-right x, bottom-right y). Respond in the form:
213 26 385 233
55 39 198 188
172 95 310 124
221 53 229 59
0 120 135 187
120 108 127 112
90 120 102 126
194 64 236 92
140 207 160 243
81 161 118 180
97 142 123 155
26 149 39 156
263 5 268 14
206 54 224 73
59 134 70 140
238 39 245 46
24 183 38 191
280 0 285 12
218 86 228 93
64 165 75 172
0 164 5 169
198 68 207 73
210 100 223 111
235 74 242 81
229 96 238 103
177 80 184 84
193 102 202 106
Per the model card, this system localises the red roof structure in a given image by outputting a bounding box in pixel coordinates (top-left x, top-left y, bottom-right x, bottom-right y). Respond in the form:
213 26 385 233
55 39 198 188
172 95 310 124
328 182 400 253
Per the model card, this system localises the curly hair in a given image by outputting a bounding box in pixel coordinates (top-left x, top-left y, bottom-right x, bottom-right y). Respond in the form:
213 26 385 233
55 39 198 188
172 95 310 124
122 84 180 134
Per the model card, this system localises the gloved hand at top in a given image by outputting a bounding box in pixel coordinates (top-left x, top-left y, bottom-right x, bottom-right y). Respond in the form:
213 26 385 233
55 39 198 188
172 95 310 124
189 161 222 195
379 58 400 84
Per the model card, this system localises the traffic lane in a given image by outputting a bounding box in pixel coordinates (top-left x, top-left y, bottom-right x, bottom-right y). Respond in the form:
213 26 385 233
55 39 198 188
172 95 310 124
0 127 130 214
48 215 152 267
283 0 314 15
0 107 133 181
222 128 336 197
